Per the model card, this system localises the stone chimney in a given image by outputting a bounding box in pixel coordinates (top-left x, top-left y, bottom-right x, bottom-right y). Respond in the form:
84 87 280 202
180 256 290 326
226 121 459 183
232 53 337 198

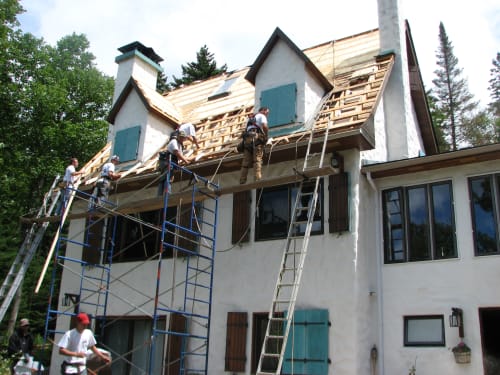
113 41 164 104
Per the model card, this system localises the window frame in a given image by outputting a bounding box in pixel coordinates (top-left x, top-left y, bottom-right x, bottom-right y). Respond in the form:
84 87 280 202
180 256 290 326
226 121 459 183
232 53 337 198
255 180 324 241
468 173 500 256
403 315 445 347
382 180 457 264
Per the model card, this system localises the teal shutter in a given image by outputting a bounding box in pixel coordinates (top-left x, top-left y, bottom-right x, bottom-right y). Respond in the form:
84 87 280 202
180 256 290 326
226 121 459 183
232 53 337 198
114 126 141 162
261 83 296 128
283 309 329 375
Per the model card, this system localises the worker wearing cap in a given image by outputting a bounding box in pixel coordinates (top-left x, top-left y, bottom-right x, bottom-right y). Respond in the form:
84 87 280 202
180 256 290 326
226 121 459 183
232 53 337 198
7 318 34 374
58 312 110 374
91 155 122 208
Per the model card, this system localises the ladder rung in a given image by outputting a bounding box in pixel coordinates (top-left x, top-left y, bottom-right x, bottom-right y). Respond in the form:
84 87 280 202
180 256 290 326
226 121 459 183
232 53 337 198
261 352 280 358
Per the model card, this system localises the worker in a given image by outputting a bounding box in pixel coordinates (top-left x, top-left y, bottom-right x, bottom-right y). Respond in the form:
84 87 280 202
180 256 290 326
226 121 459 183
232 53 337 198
90 155 121 208
239 107 269 184
158 131 193 195
7 318 34 375
57 158 83 215
171 123 199 149
58 312 110 374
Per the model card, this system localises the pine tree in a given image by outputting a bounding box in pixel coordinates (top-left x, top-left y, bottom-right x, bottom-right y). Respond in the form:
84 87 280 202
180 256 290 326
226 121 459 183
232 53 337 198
171 45 227 88
431 22 479 150
488 52 500 142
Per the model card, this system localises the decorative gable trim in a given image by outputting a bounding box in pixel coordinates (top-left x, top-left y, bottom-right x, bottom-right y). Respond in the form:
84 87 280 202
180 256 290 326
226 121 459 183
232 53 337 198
107 77 181 124
245 27 332 91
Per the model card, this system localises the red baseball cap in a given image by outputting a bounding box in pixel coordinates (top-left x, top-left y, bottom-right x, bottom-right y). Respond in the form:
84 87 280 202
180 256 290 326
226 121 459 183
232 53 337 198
76 312 90 325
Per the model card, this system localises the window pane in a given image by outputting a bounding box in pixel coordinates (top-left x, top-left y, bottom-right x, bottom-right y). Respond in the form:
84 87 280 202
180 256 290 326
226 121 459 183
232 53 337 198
404 316 445 346
383 189 405 262
256 187 289 240
470 176 499 254
432 182 456 258
407 186 430 261
292 181 323 235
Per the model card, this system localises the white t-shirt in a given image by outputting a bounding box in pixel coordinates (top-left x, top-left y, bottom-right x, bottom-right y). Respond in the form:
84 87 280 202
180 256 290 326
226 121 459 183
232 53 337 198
179 123 196 137
101 162 115 178
58 328 97 373
255 113 268 129
63 165 76 186
167 138 183 156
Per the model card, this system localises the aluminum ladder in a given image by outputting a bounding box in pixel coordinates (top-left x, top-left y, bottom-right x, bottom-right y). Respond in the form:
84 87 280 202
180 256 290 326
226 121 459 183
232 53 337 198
0 175 62 323
256 121 330 375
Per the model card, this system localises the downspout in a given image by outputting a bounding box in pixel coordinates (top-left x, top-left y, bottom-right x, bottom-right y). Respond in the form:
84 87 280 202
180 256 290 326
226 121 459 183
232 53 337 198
367 172 384 375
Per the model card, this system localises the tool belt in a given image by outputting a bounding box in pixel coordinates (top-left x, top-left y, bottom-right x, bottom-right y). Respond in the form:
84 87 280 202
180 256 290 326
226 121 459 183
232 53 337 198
61 361 85 374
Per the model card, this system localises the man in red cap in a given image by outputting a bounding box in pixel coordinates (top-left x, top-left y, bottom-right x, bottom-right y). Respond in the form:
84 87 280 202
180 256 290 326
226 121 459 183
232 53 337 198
58 312 110 374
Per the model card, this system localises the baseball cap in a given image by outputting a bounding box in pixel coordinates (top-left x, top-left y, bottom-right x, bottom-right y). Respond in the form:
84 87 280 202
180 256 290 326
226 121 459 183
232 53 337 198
19 318 30 327
178 130 187 137
76 312 90 325
111 155 120 162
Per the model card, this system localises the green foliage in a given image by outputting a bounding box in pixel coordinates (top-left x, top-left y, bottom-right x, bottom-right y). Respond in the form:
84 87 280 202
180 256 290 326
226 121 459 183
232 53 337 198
0 0 113 342
171 45 227 88
431 22 479 150
488 52 500 142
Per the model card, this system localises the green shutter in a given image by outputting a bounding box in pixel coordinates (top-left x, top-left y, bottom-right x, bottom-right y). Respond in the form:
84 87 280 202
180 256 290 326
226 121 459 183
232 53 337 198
261 83 296 128
283 309 329 375
114 126 141 162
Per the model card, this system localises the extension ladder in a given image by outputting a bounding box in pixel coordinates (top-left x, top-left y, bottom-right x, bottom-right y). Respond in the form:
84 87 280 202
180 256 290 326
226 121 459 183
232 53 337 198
256 121 331 375
0 175 62 323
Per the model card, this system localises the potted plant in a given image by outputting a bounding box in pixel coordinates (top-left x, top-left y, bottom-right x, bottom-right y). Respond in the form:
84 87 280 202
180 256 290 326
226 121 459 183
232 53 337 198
452 341 471 364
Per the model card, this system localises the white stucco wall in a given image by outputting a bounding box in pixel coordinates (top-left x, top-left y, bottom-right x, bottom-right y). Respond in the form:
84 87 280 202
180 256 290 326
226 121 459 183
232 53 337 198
110 91 171 162
374 160 500 375
254 39 325 125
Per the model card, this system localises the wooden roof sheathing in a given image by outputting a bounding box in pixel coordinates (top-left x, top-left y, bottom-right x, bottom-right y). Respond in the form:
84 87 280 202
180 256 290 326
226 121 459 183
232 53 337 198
83 29 400 183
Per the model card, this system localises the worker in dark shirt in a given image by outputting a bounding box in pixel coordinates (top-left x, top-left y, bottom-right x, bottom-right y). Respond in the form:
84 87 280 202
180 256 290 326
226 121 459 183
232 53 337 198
7 318 34 374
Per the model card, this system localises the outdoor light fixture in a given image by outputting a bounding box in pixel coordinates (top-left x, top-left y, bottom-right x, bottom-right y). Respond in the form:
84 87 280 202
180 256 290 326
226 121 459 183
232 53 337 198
330 152 344 171
449 307 464 338
62 293 80 307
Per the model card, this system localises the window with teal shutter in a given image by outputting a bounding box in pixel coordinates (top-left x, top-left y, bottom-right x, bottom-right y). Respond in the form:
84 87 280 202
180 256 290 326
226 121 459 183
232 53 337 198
114 126 141 162
261 83 296 128
283 309 329 375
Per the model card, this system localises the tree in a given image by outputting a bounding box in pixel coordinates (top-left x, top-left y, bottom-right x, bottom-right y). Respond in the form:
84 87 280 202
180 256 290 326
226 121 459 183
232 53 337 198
171 45 227 88
0 0 114 338
431 22 479 150
488 52 500 142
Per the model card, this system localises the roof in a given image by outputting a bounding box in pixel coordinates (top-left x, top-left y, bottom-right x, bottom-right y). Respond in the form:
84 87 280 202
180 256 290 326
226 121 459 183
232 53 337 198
79 27 434 188
361 143 500 179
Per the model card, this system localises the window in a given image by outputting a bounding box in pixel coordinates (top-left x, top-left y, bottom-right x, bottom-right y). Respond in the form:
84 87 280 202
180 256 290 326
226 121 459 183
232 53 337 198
114 126 141 162
256 180 324 241
469 174 500 255
208 77 238 100
225 312 248 371
382 181 456 263
251 312 284 373
261 83 297 127
404 315 445 346
101 317 166 374
113 207 183 263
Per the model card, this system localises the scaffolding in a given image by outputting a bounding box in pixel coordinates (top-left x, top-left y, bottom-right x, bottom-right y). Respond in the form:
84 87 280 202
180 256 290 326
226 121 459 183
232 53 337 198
41 157 219 375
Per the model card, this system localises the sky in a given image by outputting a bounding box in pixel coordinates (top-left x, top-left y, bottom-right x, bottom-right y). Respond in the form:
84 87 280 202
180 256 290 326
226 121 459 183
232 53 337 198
18 0 499 107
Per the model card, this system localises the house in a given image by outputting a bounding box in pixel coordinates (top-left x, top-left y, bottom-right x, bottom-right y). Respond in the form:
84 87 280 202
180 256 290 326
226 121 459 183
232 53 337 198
45 0 500 374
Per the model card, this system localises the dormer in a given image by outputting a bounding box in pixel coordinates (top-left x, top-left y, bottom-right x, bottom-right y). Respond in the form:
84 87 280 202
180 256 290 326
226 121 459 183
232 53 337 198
246 28 332 136
108 42 180 166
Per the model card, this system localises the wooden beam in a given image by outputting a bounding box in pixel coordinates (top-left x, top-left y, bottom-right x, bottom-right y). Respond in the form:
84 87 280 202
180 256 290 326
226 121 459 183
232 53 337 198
21 165 340 224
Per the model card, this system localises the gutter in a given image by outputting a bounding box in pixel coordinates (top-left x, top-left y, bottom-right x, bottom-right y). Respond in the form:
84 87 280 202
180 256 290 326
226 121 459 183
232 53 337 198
365 171 385 375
